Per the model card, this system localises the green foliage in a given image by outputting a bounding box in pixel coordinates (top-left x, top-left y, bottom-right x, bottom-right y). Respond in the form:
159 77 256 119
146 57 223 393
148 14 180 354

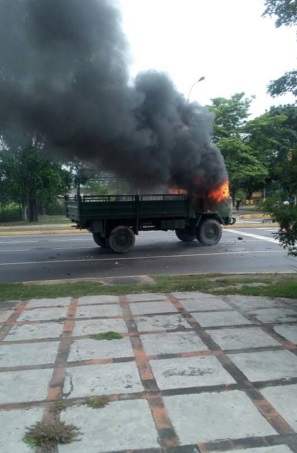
0 146 73 221
88 396 110 408
262 197 297 256
23 420 81 448
263 1 296 98
89 331 123 340
268 70 297 97
262 0 297 27
243 105 297 197
209 92 252 141
209 93 268 198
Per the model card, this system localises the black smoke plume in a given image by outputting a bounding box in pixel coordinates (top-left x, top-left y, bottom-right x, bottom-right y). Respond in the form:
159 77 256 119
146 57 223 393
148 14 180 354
0 0 228 192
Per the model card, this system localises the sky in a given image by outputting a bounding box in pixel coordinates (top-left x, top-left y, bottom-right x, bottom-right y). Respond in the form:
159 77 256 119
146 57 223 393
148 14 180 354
118 0 296 117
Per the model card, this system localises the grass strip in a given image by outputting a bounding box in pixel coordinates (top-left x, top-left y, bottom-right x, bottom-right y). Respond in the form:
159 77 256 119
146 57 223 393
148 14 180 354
0 274 296 302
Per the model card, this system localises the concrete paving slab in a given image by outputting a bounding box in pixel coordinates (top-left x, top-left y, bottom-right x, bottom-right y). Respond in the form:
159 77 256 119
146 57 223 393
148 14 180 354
163 390 276 444
0 368 53 404
1 291 297 453
179 298 231 312
274 325 297 344
279 298 297 307
206 327 280 350
75 304 122 318
0 309 14 323
63 362 143 398
4 321 64 341
261 384 297 431
78 295 119 305
18 306 68 322
129 300 177 315
224 295 286 311
150 355 235 390
72 318 128 336
67 337 134 362
27 297 71 308
125 293 168 302
171 291 206 299
228 350 297 382
0 408 43 453
140 331 208 355
191 310 252 327
59 400 160 452
0 341 60 367
247 308 297 324
134 314 191 332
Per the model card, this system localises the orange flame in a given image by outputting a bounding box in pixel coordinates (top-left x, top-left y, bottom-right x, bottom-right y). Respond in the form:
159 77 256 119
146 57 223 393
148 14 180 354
207 181 230 203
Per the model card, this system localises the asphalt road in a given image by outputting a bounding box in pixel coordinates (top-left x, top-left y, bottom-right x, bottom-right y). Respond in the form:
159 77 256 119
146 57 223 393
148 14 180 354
0 226 296 283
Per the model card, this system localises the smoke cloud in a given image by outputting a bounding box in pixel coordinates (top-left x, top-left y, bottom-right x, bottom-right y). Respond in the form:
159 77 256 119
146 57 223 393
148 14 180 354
0 0 228 192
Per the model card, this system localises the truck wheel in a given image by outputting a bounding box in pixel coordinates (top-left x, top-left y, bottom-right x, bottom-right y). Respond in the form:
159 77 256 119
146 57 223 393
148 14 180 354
175 228 196 242
92 233 109 248
108 226 135 253
196 219 222 246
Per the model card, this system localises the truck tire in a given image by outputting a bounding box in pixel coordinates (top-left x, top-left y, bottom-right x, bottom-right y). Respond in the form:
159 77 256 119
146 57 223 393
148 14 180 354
108 226 135 253
196 219 222 246
175 228 196 242
92 233 109 248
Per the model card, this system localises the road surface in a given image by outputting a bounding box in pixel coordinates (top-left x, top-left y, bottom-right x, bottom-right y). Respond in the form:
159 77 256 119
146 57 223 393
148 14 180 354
0 226 296 283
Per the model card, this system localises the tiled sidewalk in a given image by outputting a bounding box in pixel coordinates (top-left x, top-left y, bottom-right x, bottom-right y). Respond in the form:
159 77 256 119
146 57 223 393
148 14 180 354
0 292 297 453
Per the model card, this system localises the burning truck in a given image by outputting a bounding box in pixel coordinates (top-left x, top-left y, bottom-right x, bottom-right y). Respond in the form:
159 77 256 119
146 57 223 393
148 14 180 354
1 0 235 246
65 180 235 254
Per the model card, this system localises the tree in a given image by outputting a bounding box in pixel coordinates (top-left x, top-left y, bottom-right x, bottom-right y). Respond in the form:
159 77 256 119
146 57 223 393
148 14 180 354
255 104 297 257
267 70 297 97
243 105 297 197
262 198 297 256
262 0 297 27
0 145 71 221
209 93 268 200
210 93 252 142
263 0 297 97
269 105 297 197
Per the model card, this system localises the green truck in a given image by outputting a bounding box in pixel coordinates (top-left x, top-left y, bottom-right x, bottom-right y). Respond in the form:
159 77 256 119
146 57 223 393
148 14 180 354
65 192 235 253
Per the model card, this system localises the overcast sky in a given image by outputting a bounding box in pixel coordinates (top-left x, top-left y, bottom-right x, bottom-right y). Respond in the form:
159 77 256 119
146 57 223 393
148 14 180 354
118 0 296 117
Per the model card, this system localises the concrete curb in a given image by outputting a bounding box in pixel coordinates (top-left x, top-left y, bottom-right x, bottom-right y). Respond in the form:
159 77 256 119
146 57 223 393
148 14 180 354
0 222 278 236
239 214 270 220
0 229 86 236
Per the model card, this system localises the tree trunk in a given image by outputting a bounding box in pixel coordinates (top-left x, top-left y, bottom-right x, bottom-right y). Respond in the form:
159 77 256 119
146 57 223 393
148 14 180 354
28 193 38 222
21 200 28 221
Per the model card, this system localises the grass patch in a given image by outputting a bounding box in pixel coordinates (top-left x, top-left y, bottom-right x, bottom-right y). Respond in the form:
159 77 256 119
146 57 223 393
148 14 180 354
218 281 297 299
89 331 123 340
1 274 296 303
23 420 81 449
1 215 70 226
88 396 110 409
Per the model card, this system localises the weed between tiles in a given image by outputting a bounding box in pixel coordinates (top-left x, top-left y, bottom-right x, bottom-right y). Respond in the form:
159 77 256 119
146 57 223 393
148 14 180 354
23 420 81 449
89 331 123 340
88 396 110 409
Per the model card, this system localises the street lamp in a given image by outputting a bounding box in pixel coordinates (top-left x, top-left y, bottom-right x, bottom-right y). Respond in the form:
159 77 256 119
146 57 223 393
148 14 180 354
188 76 205 100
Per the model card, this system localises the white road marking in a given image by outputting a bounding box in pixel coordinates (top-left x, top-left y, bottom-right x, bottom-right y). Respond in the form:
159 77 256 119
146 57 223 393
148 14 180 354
224 229 279 244
0 249 284 266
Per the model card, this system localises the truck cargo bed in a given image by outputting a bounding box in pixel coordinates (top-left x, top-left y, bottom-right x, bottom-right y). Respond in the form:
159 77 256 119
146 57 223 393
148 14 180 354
65 194 195 224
